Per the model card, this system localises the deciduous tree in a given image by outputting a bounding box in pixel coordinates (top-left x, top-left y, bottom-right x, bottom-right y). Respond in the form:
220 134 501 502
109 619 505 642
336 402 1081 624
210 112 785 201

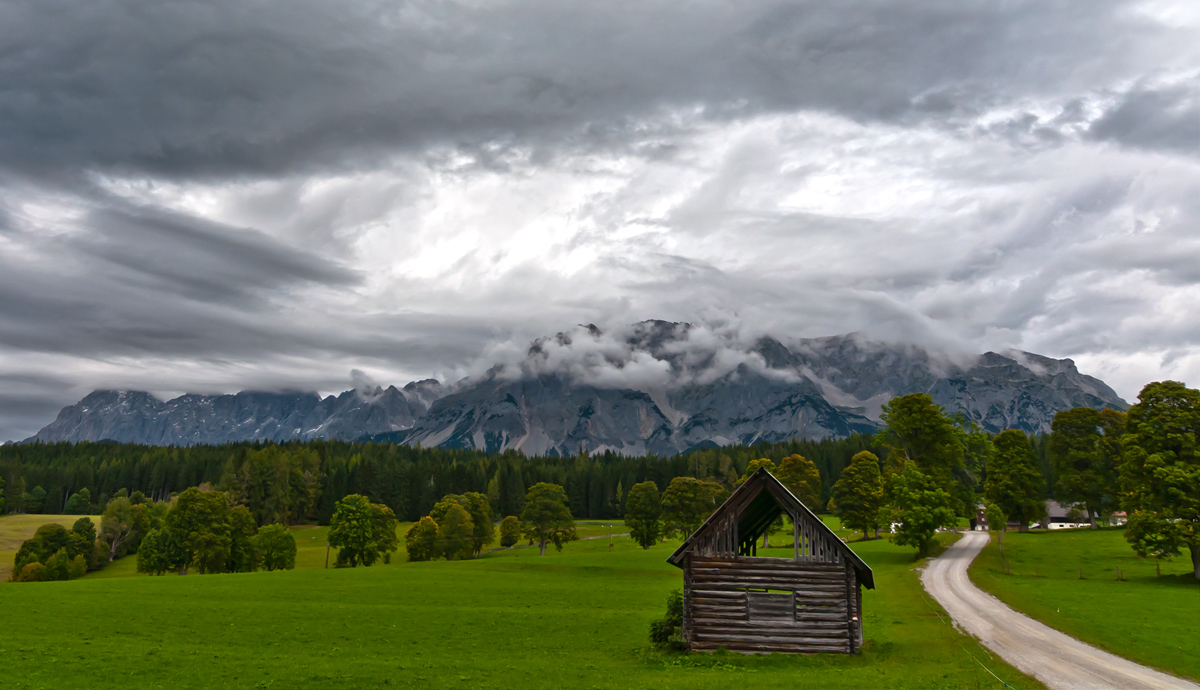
255 524 296 571
498 515 521 548
436 503 474 560
1119 381 1200 579
520 483 576 556
885 463 957 557
878 394 964 493
985 430 1046 532
661 477 727 538
1050 406 1124 528
829 451 885 539
624 481 663 549
405 516 439 561
776 454 822 508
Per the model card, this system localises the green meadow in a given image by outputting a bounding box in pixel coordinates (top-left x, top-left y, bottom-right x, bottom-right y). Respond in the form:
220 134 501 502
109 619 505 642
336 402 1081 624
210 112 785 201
0 514 1039 690
969 528 1200 681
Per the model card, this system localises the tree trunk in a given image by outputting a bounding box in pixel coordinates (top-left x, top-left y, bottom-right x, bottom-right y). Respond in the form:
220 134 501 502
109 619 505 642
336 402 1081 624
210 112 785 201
539 539 547 556
874 526 881 538
1018 523 1028 533
762 532 769 548
1191 545 1199 580
863 528 869 540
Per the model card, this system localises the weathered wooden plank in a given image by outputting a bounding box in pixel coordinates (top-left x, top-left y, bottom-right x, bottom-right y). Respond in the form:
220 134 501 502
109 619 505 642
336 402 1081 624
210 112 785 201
693 632 850 645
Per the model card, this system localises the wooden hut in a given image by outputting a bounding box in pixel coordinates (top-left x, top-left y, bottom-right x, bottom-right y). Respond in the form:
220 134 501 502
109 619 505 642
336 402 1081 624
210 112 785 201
666 468 875 654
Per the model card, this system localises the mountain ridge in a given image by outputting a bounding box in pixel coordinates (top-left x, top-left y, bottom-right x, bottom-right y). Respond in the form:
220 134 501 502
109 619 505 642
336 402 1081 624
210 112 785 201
27 322 1128 453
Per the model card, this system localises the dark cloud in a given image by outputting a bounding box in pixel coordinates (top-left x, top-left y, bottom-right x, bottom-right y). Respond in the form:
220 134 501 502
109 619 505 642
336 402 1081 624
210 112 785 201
1088 80 1200 154
0 0 1197 440
0 0 1186 180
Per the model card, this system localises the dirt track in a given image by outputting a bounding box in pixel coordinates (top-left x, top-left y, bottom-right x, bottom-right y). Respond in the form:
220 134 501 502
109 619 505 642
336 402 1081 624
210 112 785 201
921 531 1199 690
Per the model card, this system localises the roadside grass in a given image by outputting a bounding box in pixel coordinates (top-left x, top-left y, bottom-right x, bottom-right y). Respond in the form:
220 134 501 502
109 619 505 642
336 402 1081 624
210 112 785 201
0 514 101 578
0 516 1040 690
968 528 1200 681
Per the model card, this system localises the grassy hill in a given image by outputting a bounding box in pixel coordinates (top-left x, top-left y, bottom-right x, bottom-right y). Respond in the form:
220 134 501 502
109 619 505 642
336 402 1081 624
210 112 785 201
0 515 1038 689
969 528 1200 681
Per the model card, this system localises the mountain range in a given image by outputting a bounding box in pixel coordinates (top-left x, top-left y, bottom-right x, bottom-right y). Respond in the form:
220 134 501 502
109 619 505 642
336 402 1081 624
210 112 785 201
28 321 1128 454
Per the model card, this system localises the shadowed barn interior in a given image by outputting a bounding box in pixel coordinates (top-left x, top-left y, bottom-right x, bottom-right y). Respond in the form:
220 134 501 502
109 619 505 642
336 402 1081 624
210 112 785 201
667 468 875 653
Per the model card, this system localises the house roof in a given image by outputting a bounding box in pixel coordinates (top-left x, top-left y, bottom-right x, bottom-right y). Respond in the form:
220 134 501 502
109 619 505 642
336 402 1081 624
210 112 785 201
666 467 875 589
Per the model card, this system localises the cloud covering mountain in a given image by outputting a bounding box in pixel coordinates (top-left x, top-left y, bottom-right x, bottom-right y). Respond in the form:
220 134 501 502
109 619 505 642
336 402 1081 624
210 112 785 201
1 0 1196 441
30 323 1127 453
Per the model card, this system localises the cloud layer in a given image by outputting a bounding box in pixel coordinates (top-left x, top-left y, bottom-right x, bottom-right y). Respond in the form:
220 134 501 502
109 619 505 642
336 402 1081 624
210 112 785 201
1 0 1198 440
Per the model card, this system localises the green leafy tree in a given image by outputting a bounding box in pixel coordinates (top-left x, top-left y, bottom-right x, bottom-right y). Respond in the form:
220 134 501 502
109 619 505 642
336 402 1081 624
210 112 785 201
461 492 495 557
1050 407 1124 528
255 524 297 571
985 430 1047 532
166 487 232 574
63 487 92 515
436 503 475 560
431 493 493 557
829 451 885 539
624 481 663 549
878 394 964 493
72 517 97 548
10 523 70 580
136 528 181 575
498 515 521 548
101 496 136 561
227 505 259 573
520 483 576 556
661 477 728 537
329 494 397 567
1119 381 1200 579
89 539 109 571
405 516 439 561
776 454 822 507
371 503 399 564
884 463 957 557
738 458 776 483
329 494 373 567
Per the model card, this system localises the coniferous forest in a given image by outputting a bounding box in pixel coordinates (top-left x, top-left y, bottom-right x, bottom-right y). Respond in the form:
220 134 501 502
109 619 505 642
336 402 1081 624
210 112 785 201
1 434 884 524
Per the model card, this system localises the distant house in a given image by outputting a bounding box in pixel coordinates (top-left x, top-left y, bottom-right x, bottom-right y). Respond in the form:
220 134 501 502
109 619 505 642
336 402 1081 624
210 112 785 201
667 468 875 654
1041 500 1096 529
1109 511 1127 526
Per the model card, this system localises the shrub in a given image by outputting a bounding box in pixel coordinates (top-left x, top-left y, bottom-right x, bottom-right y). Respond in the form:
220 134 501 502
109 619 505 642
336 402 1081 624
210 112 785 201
499 516 521 548
15 562 46 582
649 589 687 652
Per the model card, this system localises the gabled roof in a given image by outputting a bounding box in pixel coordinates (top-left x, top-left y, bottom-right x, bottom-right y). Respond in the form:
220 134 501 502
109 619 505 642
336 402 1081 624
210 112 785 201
667 467 875 589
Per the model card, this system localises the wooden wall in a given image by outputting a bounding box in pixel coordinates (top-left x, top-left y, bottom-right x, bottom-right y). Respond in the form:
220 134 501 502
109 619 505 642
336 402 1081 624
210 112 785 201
684 555 863 654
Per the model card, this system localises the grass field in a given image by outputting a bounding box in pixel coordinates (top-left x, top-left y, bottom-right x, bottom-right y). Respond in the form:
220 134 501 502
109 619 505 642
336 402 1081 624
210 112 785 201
0 515 1040 690
0 513 102 579
968 528 1200 681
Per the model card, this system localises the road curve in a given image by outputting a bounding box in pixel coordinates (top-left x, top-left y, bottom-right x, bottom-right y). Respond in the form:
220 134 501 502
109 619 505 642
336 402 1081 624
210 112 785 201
921 531 1199 690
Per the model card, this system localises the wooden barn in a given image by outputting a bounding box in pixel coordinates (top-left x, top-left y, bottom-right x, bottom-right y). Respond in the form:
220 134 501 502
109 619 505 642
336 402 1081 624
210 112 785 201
666 468 875 654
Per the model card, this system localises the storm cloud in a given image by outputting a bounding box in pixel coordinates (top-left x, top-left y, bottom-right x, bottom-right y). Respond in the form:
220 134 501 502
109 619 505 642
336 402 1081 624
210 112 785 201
0 0 1197 439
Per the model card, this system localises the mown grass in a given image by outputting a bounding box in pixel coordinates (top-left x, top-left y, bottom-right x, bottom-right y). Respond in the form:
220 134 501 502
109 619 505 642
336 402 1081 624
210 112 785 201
0 513 101 578
0 514 1039 690
969 527 1200 681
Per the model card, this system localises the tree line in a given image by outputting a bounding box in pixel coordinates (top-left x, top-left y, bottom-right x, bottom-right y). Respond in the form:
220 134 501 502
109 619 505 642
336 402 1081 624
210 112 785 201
4 380 1195 577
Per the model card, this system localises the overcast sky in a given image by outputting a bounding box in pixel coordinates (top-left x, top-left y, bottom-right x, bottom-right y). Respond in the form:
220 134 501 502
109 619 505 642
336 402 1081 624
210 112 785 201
1 0 1197 440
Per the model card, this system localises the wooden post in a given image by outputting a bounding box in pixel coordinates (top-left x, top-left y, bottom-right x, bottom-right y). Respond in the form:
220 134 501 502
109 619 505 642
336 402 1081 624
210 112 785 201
325 545 330 569
794 518 800 561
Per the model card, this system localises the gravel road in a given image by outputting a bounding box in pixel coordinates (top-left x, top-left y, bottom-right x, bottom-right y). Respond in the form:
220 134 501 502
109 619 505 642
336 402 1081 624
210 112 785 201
921 531 1199 690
